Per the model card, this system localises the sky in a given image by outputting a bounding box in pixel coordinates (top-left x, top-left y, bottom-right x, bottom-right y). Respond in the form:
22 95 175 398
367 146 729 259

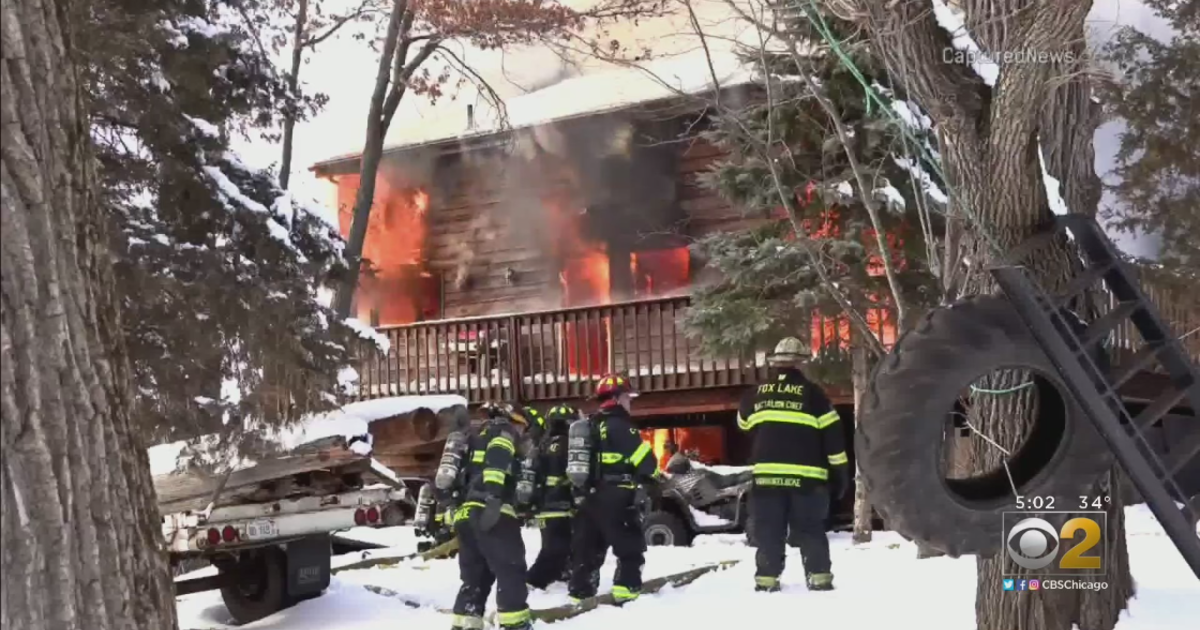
231 0 1176 255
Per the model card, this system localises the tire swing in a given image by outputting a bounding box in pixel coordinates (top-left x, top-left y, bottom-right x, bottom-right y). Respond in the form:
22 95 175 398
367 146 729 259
855 295 1113 557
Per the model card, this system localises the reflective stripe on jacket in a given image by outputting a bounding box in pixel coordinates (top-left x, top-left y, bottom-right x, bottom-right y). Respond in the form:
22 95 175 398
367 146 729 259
737 368 848 485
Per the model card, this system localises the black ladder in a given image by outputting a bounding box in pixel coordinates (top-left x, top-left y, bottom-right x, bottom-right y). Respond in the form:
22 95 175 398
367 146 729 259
990 214 1200 580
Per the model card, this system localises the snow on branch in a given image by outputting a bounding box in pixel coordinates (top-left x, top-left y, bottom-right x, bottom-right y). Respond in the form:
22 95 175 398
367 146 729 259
343 318 391 354
893 157 949 205
203 165 301 258
930 0 998 87
183 115 219 138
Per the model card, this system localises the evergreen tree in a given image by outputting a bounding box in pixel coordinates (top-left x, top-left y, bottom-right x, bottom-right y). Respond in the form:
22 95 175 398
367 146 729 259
1101 0 1199 277
84 0 370 463
681 6 944 385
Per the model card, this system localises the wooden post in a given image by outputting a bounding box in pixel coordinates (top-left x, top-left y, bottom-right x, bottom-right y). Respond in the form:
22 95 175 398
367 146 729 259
507 315 523 402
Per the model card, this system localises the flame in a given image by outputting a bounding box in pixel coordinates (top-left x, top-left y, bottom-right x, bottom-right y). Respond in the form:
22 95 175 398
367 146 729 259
630 248 690 298
336 176 433 325
560 247 611 307
540 188 612 375
640 427 727 470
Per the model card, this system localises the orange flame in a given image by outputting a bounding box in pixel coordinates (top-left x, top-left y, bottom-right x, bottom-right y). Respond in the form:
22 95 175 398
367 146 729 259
640 427 727 470
336 176 432 325
631 248 690 298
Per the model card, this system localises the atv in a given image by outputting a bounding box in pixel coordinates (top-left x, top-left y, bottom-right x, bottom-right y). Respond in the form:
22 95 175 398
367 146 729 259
642 453 754 547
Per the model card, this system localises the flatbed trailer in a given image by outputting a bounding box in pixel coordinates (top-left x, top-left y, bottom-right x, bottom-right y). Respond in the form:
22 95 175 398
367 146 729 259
158 440 414 624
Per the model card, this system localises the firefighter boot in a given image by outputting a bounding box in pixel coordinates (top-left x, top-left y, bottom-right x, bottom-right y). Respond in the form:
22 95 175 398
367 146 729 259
807 572 834 591
450 614 484 630
497 609 534 630
754 576 781 593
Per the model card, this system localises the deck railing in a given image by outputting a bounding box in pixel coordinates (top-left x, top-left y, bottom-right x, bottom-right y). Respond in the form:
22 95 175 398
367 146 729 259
352 296 774 402
351 272 1199 404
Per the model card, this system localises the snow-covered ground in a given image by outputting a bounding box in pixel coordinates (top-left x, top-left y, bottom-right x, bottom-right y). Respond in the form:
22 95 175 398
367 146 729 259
177 505 1198 629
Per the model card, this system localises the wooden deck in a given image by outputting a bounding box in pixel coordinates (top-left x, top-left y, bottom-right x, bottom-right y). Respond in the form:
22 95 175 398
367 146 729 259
351 271 1199 413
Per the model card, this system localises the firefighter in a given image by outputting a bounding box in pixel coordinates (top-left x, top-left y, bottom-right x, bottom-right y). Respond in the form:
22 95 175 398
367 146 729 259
526 405 579 590
522 406 547 446
738 337 849 593
449 402 534 630
566 375 660 606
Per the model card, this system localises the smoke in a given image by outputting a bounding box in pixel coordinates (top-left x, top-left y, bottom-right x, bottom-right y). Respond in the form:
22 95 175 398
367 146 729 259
424 110 686 314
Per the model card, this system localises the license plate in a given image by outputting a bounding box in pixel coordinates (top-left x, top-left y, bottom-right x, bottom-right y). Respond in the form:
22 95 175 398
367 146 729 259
244 520 277 539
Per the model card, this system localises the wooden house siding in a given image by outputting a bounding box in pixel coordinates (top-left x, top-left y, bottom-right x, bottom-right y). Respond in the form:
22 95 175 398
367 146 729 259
330 132 747 324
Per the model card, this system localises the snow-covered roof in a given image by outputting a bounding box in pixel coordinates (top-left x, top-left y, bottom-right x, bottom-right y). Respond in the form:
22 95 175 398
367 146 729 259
311 51 759 172
147 395 467 476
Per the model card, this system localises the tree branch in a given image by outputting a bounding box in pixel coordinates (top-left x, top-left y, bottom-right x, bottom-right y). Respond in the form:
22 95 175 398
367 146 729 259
434 43 510 129
379 32 440 133
303 0 376 49
857 0 986 139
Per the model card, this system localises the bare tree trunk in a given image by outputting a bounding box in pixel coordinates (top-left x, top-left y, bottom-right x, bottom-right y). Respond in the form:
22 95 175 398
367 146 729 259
279 0 310 191
0 0 178 628
851 344 873 544
331 0 406 318
854 2 1133 628
333 0 439 319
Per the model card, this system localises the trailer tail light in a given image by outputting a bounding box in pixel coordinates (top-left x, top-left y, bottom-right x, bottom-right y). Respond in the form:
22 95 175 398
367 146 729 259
206 528 221 546
222 525 238 543
354 508 367 526
366 506 380 524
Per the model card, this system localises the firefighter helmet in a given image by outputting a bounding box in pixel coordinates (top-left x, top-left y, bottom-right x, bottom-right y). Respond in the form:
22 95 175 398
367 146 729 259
768 336 811 366
546 404 579 434
520 406 543 429
482 401 528 426
593 374 638 406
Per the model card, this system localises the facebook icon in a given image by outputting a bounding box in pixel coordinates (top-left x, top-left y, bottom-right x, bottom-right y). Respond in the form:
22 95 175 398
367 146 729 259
1017 580 1028 592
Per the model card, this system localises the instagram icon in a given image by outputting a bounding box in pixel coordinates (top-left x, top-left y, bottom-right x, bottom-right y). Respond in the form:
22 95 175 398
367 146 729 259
1030 579 1041 591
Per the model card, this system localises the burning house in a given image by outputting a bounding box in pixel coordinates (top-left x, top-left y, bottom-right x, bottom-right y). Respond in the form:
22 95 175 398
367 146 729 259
310 65 1199 486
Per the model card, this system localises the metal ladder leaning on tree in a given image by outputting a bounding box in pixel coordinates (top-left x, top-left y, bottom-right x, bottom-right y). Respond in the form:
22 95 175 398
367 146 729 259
991 214 1200 577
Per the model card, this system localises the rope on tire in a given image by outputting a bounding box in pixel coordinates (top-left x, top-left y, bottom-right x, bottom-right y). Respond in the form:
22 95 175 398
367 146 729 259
969 382 1036 395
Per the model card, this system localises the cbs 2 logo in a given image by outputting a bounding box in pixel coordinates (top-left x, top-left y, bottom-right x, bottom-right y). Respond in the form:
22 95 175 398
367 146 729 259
1006 517 1103 570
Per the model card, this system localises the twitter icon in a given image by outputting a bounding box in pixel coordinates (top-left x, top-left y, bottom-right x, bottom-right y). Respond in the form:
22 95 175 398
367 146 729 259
1002 579 1014 591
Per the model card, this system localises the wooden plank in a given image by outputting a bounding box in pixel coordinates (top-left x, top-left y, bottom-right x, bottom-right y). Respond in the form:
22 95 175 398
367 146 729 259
153 447 370 513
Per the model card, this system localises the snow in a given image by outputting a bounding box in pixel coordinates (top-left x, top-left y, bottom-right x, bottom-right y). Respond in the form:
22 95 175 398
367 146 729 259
317 50 761 163
176 16 223 39
689 506 733 527
835 180 853 198
893 157 949 205
1038 140 1070 215
931 0 999 87
273 395 468 451
874 185 907 211
184 115 219 138
890 100 932 130
149 396 466 475
149 441 190 477
344 318 392 354
688 461 753 476
176 504 1199 630
202 165 298 254
338 366 361 396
